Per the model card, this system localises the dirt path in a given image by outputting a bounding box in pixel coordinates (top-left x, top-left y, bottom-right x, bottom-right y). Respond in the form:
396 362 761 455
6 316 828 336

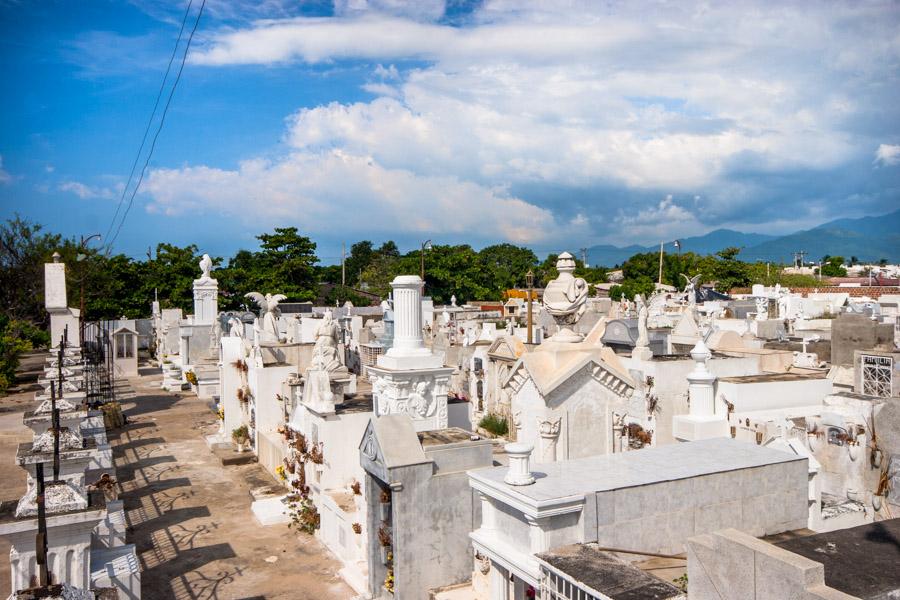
1 363 353 600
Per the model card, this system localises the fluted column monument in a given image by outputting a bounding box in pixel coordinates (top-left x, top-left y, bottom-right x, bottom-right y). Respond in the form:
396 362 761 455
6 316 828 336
368 275 454 431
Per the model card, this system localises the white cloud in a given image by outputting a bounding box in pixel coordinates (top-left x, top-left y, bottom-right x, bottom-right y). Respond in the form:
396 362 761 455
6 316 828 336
144 151 572 244
59 180 119 200
875 144 900 166
151 1 900 244
0 156 10 184
611 195 706 242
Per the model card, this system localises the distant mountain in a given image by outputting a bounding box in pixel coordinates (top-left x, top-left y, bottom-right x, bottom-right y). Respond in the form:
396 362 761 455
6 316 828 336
586 229 776 267
585 210 900 267
740 209 900 263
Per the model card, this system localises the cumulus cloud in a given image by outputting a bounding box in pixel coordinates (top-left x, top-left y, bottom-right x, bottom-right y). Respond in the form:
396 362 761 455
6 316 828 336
612 195 706 241
144 151 572 244
59 180 119 200
145 0 900 245
875 144 900 166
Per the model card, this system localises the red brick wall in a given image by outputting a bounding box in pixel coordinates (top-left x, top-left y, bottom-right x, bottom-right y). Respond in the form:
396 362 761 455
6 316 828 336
730 286 899 298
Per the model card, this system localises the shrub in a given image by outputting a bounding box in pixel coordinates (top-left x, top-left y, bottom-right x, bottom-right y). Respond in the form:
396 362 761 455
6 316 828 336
479 413 509 437
0 317 42 394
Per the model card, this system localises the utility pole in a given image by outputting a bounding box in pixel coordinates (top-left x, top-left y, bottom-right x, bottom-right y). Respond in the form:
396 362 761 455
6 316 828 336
658 242 664 286
420 240 432 282
341 242 346 287
526 269 535 345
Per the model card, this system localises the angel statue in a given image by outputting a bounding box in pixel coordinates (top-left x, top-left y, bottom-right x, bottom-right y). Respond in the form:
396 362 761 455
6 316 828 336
310 309 342 372
197 254 215 283
680 273 701 309
245 292 287 343
228 317 244 338
542 251 588 342
635 294 650 349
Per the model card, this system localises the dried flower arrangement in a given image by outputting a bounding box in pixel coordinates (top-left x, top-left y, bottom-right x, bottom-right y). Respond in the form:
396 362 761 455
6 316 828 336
352 522 362 534
308 442 325 465
377 522 392 547
284 493 319 534
231 425 250 445
293 433 308 456
350 480 362 496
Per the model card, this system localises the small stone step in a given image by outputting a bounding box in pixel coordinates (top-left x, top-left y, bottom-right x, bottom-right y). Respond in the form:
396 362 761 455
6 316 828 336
250 484 285 501
212 445 257 466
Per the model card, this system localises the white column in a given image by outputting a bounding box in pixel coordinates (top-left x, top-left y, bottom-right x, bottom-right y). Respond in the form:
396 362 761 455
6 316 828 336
687 340 716 417
504 443 535 486
386 275 429 357
490 563 510 600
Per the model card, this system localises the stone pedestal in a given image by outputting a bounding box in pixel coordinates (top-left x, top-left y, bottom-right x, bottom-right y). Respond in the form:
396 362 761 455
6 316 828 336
303 368 336 415
631 346 653 360
192 278 218 325
368 275 454 432
750 319 784 340
673 340 728 442
368 366 454 432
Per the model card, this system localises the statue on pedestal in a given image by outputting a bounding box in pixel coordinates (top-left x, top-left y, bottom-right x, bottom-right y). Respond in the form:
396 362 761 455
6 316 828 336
636 294 649 348
680 273 700 309
542 252 588 342
197 254 215 284
311 310 342 372
245 292 286 343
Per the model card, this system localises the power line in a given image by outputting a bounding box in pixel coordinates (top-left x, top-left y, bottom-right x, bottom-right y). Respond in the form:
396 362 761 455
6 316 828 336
104 0 195 252
107 0 207 251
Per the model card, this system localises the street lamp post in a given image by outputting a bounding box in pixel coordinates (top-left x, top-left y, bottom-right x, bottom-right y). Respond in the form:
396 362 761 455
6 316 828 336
526 269 534 345
420 239 432 281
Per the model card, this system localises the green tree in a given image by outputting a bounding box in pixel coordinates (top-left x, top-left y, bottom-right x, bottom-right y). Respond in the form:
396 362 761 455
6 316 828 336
377 240 400 258
344 240 376 285
609 277 655 301
820 256 847 277
420 245 493 304
0 216 68 326
709 247 751 292
220 228 319 306
146 243 203 312
478 244 538 295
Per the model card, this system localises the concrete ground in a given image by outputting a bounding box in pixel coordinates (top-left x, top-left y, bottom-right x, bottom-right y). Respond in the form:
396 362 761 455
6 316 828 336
1 356 353 600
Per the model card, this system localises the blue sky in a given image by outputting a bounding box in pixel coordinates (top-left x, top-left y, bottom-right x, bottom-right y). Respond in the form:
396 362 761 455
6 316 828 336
1 0 898 263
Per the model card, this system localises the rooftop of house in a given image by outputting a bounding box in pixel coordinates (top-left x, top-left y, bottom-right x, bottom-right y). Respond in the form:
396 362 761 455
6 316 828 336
536 543 683 600
469 438 802 504
775 518 900 599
